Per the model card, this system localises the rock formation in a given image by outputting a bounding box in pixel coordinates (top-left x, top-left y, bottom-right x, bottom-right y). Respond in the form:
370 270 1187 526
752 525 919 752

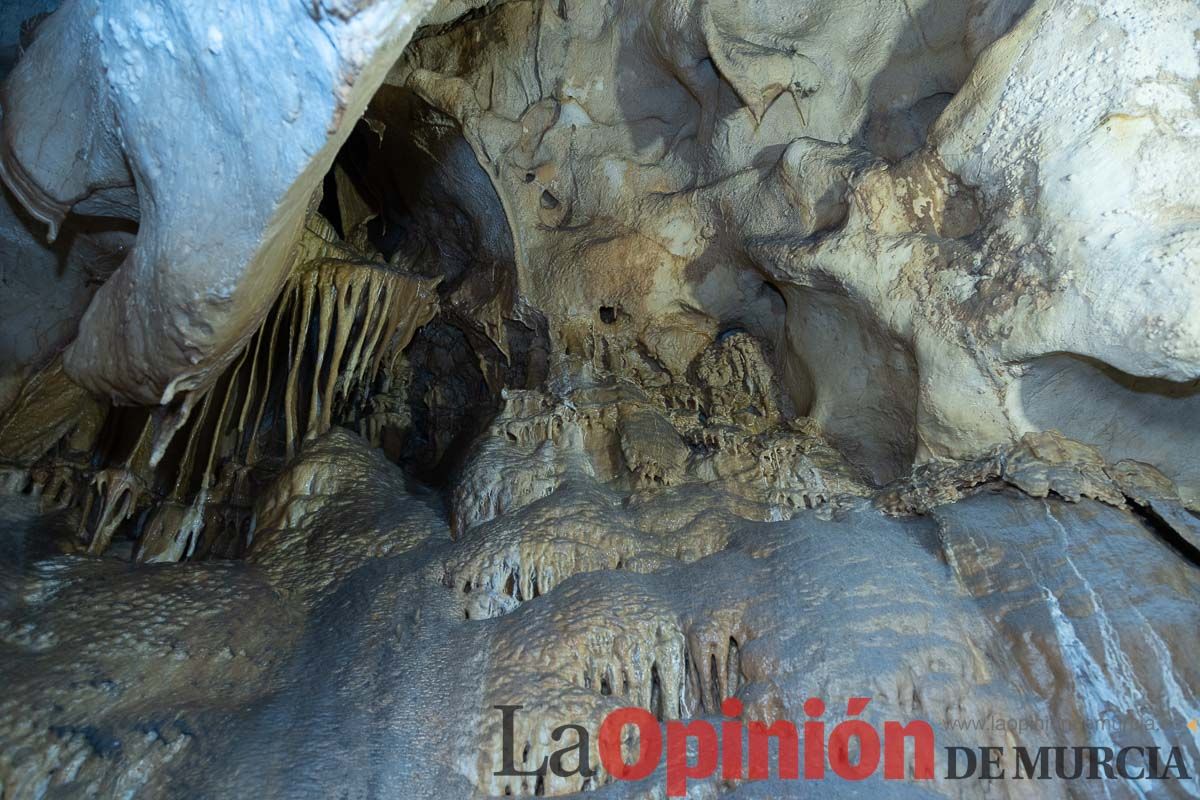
0 0 1198 798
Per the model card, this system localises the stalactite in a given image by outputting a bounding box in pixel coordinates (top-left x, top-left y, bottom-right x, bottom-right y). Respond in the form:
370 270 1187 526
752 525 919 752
69 215 440 560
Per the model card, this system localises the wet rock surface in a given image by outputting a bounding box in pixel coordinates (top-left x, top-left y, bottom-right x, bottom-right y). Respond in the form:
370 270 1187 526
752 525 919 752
3 423 1199 797
0 0 1198 797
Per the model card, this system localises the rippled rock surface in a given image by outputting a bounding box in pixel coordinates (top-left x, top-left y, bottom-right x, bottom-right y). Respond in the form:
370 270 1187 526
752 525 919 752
1 0 1199 797
3 422 1199 797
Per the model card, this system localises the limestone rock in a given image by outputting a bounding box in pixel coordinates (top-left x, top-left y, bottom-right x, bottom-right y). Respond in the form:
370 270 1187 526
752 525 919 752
0 0 1198 797
0 0 438 406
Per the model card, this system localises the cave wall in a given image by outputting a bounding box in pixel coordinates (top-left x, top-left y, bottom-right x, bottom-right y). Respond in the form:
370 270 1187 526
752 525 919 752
365 0 1200 497
0 1 1199 798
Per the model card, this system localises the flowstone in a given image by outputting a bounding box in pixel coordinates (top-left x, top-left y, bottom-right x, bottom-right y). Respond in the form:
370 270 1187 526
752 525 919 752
5 421 1199 797
0 0 1199 797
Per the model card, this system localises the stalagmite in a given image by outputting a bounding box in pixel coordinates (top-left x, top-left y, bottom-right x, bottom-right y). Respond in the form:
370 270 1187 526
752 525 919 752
0 0 1199 797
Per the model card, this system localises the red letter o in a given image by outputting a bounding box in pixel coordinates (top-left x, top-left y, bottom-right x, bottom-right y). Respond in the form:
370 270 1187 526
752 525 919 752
828 719 881 780
599 707 662 781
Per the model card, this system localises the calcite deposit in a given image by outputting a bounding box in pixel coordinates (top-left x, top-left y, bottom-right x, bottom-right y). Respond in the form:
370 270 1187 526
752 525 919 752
0 0 1198 798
